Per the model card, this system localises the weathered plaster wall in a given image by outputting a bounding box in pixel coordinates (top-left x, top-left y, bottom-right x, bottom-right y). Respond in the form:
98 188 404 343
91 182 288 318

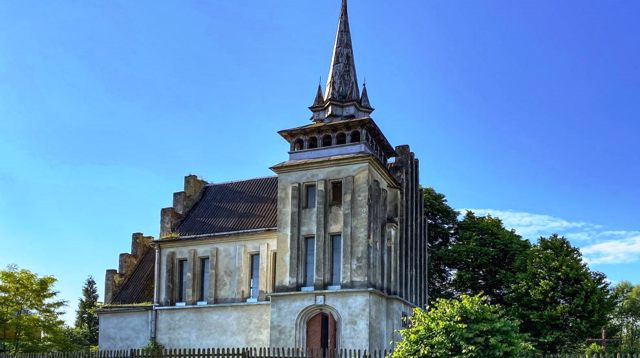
156 303 270 348
274 161 373 291
157 232 277 306
98 309 151 350
269 289 410 351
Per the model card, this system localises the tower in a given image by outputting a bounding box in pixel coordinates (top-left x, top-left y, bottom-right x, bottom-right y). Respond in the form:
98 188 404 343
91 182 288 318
270 0 428 350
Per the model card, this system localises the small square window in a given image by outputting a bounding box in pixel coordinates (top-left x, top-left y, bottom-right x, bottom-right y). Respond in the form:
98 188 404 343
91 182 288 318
305 184 316 208
330 181 342 205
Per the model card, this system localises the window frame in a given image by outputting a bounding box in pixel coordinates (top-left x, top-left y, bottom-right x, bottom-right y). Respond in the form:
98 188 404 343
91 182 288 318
329 234 342 288
176 258 188 305
304 183 317 209
303 236 316 289
198 257 210 304
329 180 343 206
248 253 260 302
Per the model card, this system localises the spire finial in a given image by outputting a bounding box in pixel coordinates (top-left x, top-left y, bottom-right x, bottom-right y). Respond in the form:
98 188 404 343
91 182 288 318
311 82 325 108
324 0 360 102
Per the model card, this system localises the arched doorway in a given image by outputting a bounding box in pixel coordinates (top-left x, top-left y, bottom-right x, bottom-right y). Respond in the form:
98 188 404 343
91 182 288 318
306 312 336 352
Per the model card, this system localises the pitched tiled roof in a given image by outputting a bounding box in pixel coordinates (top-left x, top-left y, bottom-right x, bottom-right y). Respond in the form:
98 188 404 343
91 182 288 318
176 176 278 236
111 248 155 304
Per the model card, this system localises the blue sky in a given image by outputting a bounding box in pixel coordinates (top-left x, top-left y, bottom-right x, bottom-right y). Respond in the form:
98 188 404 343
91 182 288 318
1 1 638 324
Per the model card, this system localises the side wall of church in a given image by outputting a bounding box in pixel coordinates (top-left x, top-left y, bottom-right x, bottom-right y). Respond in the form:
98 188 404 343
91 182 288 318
99 308 152 350
155 303 271 348
157 232 277 306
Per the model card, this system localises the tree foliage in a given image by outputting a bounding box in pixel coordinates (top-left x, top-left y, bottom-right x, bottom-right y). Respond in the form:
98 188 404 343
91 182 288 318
391 294 533 358
508 235 612 353
448 212 531 305
75 276 99 347
0 265 68 352
423 187 459 301
608 281 640 352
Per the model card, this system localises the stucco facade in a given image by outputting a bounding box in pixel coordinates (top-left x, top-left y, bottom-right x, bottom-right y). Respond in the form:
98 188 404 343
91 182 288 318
98 0 427 352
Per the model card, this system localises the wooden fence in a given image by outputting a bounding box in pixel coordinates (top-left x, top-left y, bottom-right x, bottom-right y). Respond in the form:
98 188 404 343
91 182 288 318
2 349 640 358
0 348 390 358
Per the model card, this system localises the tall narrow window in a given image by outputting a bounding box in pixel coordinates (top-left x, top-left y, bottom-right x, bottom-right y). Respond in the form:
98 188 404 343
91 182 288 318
177 259 188 303
199 257 210 302
305 237 315 287
305 184 316 208
331 235 342 286
272 252 277 292
250 254 260 299
330 181 342 205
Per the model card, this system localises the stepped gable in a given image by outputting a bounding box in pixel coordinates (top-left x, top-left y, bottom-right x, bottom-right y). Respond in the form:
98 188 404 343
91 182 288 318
110 248 155 305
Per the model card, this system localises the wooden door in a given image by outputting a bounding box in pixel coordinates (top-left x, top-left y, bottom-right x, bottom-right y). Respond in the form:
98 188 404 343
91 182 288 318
306 312 336 355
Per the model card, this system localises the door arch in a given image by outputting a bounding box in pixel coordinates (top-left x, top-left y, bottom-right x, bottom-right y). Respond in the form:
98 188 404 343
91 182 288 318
306 312 336 351
295 304 341 351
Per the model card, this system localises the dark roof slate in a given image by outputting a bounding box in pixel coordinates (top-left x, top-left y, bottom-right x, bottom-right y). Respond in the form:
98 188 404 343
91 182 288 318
176 176 278 236
111 248 155 304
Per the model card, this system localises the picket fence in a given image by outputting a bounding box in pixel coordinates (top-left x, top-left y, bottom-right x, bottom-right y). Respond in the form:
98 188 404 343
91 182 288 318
0 348 387 358
1 349 640 358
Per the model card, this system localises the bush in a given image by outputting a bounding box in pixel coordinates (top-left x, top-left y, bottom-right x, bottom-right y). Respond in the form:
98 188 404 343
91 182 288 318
391 294 533 358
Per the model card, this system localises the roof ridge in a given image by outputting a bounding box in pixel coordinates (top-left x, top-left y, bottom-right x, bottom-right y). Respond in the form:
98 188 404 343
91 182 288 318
206 175 277 187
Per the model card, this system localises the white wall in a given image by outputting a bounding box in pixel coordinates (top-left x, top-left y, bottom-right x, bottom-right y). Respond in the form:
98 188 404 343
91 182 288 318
156 303 271 348
99 309 152 350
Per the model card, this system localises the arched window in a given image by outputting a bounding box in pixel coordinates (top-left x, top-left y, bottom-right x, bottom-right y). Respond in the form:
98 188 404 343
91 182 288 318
322 134 333 147
336 132 346 145
350 130 361 143
308 136 318 149
293 138 304 151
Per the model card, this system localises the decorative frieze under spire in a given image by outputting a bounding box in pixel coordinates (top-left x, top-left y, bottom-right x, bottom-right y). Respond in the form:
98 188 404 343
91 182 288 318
310 0 374 122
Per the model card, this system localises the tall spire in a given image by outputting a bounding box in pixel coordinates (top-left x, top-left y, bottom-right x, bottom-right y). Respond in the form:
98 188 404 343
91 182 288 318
325 0 360 102
309 0 373 122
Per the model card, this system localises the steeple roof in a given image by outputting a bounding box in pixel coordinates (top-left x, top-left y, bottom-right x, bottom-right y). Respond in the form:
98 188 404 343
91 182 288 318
325 0 360 103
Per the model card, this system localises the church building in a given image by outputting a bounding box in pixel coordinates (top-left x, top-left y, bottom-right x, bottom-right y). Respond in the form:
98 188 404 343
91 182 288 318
98 1 428 351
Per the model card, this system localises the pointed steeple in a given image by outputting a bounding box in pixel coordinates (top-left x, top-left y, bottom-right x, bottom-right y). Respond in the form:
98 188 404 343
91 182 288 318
325 0 360 102
311 83 325 108
309 0 373 122
360 83 372 109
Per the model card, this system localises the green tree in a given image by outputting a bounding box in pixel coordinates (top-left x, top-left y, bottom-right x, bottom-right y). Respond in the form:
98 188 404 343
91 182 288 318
609 281 640 352
0 265 68 352
75 276 99 347
448 212 531 304
423 187 459 301
391 294 533 358
509 235 612 353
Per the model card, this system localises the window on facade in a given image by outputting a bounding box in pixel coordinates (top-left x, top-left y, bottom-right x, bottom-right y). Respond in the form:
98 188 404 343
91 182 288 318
322 134 333 147
305 237 315 287
250 254 260 299
308 136 318 149
350 130 361 143
271 252 277 291
293 138 304 151
199 257 210 302
331 235 342 286
305 184 316 209
336 132 347 145
330 181 342 206
177 259 188 303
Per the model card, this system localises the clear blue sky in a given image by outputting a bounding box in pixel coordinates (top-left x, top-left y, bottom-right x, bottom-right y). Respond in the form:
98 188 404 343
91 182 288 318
1 1 638 325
